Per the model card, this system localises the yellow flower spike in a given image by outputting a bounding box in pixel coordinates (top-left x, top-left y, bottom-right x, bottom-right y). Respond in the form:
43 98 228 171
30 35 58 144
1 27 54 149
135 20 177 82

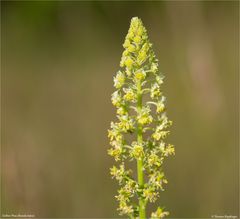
108 17 174 219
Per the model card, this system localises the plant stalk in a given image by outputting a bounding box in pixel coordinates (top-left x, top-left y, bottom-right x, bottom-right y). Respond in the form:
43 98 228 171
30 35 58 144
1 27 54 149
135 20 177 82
137 82 146 219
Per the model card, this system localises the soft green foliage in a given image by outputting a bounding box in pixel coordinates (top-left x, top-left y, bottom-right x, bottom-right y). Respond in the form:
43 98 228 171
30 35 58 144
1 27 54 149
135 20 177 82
108 17 174 219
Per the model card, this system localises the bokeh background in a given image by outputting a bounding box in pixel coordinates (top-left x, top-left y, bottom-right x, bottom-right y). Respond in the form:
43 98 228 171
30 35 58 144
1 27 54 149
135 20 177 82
1 1 239 218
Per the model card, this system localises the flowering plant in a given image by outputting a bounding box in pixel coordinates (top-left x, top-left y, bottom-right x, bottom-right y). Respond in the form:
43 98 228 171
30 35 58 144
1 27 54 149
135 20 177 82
108 17 175 219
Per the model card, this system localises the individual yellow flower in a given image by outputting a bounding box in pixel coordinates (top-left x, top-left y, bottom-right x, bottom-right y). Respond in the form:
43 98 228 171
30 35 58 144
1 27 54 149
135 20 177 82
127 31 134 39
137 43 149 64
156 75 163 84
152 130 170 141
151 207 169 219
124 57 134 68
149 171 167 190
133 35 141 43
143 187 158 203
137 51 147 65
118 201 133 215
128 44 135 52
110 164 128 183
116 107 127 115
137 26 144 35
114 71 125 89
108 146 123 161
123 88 137 102
123 39 131 48
148 152 161 167
130 142 144 159
111 91 122 107
164 144 175 156
134 70 146 81
137 106 153 125
150 83 161 99
151 62 158 73
118 115 134 132
156 101 165 113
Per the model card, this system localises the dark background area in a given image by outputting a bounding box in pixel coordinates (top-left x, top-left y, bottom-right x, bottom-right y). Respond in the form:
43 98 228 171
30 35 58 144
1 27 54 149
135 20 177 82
1 1 239 218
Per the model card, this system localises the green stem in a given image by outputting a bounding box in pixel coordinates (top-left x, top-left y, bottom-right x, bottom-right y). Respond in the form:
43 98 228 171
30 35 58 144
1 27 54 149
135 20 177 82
137 159 146 219
137 81 146 219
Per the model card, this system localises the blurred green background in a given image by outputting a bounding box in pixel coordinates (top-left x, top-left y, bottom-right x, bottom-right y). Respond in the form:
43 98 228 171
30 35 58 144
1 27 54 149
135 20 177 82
1 1 239 218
